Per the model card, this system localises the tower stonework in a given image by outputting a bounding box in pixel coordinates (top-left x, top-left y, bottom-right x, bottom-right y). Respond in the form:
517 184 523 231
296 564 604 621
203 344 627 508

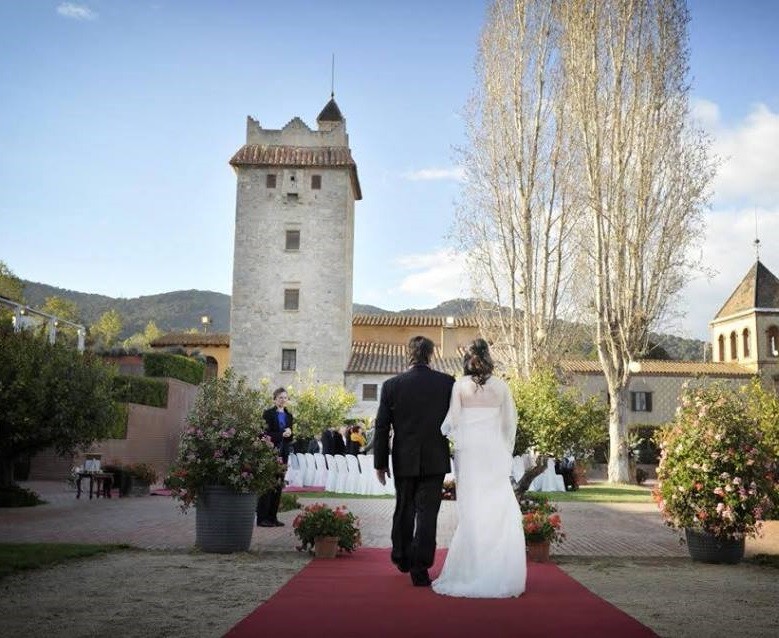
229 98 361 387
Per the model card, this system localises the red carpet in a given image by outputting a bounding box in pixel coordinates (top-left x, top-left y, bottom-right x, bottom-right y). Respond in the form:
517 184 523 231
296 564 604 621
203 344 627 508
224 548 658 638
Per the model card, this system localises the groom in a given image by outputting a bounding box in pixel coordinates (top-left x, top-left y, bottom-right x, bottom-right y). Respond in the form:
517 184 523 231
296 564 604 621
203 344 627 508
374 336 455 587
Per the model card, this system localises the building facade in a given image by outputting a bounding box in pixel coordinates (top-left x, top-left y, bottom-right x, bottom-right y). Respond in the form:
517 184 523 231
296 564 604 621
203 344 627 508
227 98 361 387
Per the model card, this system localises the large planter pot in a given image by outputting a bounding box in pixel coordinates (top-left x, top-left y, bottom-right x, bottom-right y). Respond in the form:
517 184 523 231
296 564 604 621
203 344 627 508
526 539 551 562
313 536 339 559
195 485 257 553
685 528 745 564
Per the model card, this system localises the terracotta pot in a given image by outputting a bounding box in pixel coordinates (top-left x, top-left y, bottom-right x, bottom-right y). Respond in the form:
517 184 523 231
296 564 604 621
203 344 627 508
526 539 551 562
313 536 339 559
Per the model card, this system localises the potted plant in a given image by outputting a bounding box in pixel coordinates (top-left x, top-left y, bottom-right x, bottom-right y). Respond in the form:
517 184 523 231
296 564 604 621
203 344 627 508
520 495 565 562
165 369 285 553
654 382 776 564
125 463 158 496
292 503 361 558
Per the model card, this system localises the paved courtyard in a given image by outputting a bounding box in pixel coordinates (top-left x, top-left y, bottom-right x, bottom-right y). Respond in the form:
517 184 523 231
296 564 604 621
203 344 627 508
2 480 776 558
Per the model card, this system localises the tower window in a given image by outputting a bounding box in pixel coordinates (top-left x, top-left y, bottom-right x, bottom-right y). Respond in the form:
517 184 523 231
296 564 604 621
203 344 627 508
730 331 738 360
742 328 751 358
362 384 378 401
285 230 300 251
768 326 779 357
718 334 725 362
281 349 297 371
630 391 653 412
284 289 299 311
266 174 277 188
311 174 322 190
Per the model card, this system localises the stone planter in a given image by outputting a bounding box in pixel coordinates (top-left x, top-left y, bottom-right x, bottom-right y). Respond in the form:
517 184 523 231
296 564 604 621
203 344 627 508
685 528 744 564
195 485 256 553
313 536 339 559
526 539 551 562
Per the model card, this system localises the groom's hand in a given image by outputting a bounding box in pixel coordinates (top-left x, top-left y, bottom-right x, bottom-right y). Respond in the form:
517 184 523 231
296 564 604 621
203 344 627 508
376 469 387 486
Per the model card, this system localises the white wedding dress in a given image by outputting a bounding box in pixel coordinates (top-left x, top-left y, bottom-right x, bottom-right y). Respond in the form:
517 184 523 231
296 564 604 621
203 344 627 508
432 375 526 598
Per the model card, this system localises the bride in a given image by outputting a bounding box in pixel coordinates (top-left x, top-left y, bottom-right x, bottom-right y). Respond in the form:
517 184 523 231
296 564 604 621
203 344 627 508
432 339 526 598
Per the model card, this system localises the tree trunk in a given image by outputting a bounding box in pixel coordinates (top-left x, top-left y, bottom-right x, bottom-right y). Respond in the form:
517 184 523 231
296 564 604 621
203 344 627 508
512 454 547 501
0 456 16 488
607 384 631 483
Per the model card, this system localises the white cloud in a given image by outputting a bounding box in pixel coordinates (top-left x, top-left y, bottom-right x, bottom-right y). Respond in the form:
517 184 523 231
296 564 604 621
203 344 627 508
401 167 465 182
393 249 468 302
56 3 97 21
696 101 779 207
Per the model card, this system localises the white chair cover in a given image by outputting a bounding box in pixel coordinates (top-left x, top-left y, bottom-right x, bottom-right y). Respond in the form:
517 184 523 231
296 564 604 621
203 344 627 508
285 452 303 487
531 458 566 492
313 452 328 487
333 455 349 493
357 454 382 495
511 456 526 483
384 456 396 495
344 455 362 494
295 453 311 487
325 454 339 492
303 453 317 486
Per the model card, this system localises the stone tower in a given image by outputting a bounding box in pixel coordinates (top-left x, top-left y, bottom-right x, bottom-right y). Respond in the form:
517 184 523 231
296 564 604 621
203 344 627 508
709 260 779 390
228 97 361 387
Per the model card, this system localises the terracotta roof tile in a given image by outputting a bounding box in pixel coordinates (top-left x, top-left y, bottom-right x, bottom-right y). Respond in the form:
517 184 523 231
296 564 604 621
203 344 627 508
352 314 478 327
558 359 753 377
347 341 464 376
229 144 362 199
150 332 230 348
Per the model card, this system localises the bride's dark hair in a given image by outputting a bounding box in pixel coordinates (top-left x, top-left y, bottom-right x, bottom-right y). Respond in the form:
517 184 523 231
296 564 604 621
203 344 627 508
463 338 494 386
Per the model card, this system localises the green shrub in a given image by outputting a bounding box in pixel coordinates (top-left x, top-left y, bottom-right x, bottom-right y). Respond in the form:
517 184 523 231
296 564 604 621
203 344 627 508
0 485 44 508
280 492 302 512
143 352 204 385
106 402 129 439
112 375 168 408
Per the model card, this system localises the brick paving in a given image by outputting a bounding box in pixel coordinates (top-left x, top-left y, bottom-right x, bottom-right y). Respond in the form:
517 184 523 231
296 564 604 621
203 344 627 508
1 481 776 558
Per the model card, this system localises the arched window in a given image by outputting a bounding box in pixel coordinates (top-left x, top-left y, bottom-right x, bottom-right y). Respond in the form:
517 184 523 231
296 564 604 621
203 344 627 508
718 334 725 362
742 328 751 358
730 331 738 360
768 326 779 358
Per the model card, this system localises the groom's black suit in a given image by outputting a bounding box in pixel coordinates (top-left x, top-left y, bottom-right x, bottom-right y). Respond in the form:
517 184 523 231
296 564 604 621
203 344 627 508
374 363 454 583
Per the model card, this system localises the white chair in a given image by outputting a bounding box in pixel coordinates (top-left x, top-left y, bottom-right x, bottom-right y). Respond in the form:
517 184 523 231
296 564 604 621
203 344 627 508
532 458 566 492
383 456 396 495
333 455 349 493
313 452 328 487
511 456 526 483
357 454 382 495
285 452 303 487
344 455 362 494
303 453 317 486
295 453 311 487
325 454 339 492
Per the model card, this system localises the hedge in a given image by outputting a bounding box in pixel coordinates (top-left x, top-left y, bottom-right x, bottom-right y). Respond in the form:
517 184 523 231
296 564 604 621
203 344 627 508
112 375 168 409
142 352 204 385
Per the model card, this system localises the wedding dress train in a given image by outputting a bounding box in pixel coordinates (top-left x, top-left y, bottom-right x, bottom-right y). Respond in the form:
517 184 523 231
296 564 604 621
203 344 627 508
432 376 526 598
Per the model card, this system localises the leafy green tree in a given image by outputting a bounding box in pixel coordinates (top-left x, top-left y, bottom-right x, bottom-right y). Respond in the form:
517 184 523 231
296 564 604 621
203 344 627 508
507 368 608 496
90 309 123 349
0 261 24 302
743 377 779 465
40 296 80 323
122 321 164 351
286 370 357 441
0 325 118 489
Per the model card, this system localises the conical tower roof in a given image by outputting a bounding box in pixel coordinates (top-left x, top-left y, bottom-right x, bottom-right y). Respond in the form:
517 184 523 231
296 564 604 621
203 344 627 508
714 260 779 319
317 96 344 123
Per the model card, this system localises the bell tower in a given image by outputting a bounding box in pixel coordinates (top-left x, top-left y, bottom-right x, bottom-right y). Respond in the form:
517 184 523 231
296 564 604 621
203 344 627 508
228 97 362 386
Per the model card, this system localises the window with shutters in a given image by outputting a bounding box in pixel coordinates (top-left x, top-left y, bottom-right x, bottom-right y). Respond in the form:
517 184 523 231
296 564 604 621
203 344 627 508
362 384 378 401
284 288 299 311
630 391 653 412
281 349 297 371
285 230 300 251
311 174 322 189
266 174 277 188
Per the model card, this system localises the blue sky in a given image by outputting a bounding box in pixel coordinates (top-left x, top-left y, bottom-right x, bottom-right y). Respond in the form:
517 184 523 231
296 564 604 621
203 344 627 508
1 1 778 341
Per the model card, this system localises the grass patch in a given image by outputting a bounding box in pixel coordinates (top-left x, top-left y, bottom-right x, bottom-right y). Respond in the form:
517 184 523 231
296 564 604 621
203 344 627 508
534 484 653 503
0 543 130 580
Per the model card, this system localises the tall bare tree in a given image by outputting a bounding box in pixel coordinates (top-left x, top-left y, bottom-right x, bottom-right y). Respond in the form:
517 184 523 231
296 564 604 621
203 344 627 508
455 0 581 377
559 0 715 481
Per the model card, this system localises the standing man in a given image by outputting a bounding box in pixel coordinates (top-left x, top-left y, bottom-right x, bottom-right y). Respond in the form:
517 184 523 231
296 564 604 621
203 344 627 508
374 336 455 587
257 387 293 527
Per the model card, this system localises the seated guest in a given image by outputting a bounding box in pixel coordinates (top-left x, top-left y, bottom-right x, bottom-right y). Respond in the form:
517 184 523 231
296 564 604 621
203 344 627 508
348 425 366 455
307 432 324 454
331 425 347 456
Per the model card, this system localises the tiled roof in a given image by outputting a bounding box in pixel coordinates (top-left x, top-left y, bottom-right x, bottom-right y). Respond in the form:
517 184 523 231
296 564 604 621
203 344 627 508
317 97 344 122
558 359 754 377
346 341 464 376
352 314 479 327
150 332 230 348
229 145 362 200
714 260 779 320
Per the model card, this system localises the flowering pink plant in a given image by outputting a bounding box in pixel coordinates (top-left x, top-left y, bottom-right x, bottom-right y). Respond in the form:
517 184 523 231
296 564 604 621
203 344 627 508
165 369 285 511
292 503 361 553
520 495 565 544
654 383 776 540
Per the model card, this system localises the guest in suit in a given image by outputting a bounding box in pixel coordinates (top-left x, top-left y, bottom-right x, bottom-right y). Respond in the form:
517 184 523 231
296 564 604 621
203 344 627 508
256 387 294 527
374 336 455 587
307 433 324 454
320 428 334 455
331 425 347 456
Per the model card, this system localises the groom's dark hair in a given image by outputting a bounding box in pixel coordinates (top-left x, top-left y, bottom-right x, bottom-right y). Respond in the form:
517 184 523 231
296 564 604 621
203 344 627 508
408 336 435 365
